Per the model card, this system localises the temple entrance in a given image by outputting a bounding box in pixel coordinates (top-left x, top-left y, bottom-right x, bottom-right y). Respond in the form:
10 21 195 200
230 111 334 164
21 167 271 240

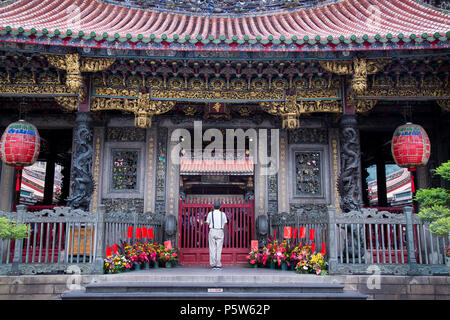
178 199 254 265
176 125 256 264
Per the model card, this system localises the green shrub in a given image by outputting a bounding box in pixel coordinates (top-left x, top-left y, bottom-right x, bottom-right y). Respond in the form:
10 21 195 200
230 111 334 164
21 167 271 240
0 217 30 240
414 160 450 237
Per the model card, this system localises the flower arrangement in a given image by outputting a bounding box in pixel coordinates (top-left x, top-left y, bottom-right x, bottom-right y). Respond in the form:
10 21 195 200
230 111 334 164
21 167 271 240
104 254 131 274
294 247 328 275
446 245 450 258
247 248 261 266
251 239 328 274
159 247 178 264
273 241 290 267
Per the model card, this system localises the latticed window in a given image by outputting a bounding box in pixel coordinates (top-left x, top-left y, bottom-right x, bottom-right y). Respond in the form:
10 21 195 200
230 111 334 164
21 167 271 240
294 151 322 197
110 149 140 191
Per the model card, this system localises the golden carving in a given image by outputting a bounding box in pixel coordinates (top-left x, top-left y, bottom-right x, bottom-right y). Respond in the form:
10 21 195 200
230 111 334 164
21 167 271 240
90 94 175 128
320 58 390 94
0 84 74 96
94 87 139 97
150 89 285 101
47 53 82 92
54 96 78 112
352 99 378 113
259 97 342 130
358 87 449 99
437 100 450 112
80 57 116 72
47 54 115 93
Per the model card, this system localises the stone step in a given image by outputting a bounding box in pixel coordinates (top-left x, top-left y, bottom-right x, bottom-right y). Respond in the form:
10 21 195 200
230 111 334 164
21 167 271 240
61 281 367 300
61 290 368 300
84 282 346 294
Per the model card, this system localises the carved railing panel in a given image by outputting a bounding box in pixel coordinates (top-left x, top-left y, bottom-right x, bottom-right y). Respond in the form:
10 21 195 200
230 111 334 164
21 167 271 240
0 206 163 275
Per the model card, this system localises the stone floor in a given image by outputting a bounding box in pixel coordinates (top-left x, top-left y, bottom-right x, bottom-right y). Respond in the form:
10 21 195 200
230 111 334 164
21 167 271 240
0 266 449 300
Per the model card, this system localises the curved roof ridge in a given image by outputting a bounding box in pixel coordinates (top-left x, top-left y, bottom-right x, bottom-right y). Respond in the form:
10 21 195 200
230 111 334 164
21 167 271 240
0 0 448 52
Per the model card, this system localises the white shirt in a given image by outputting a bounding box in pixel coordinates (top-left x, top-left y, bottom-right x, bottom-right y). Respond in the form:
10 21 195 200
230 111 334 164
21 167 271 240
206 209 227 229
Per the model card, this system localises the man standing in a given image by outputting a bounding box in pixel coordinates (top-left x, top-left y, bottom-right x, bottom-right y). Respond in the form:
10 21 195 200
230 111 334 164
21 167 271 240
206 202 227 270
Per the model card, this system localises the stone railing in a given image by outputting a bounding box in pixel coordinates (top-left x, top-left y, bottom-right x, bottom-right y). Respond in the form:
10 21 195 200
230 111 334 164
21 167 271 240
269 206 449 276
0 205 163 275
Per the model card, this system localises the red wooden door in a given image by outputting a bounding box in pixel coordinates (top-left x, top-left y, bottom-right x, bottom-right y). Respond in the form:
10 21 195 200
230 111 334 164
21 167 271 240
178 199 254 265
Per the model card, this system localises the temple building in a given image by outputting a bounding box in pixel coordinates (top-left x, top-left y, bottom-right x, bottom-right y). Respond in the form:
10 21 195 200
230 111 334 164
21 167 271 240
0 0 449 265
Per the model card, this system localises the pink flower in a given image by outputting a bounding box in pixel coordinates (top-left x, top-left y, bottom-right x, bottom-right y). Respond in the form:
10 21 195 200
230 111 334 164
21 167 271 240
250 259 256 264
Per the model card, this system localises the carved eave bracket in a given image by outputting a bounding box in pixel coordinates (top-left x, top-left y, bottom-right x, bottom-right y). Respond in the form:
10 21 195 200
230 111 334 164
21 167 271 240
47 53 115 111
320 58 390 95
91 93 175 128
437 99 450 112
259 95 342 130
351 99 378 114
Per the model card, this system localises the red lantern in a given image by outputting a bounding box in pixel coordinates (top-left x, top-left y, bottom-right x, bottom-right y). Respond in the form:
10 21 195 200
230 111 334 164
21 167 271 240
391 123 430 169
0 120 40 169
391 123 431 194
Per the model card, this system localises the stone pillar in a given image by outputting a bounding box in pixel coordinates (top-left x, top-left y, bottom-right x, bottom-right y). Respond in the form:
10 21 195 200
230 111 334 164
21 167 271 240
338 114 362 212
0 163 15 211
67 112 94 210
277 131 289 213
376 157 388 207
43 155 56 205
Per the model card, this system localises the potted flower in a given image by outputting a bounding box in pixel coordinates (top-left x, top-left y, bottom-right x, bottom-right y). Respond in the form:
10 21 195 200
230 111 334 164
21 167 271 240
159 247 178 268
261 243 276 268
103 254 131 274
247 248 261 268
309 252 328 275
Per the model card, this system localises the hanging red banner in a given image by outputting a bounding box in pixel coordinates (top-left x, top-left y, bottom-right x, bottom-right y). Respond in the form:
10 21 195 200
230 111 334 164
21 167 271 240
309 228 315 241
127 226 133 238
142 228 148 238
299 227 306 239
311 243 316 253
293 228 298 239
148 228 154 239
135 228 142 239
283 227 293 239
106 247 112 257
321 243 326 255
112 243 118 254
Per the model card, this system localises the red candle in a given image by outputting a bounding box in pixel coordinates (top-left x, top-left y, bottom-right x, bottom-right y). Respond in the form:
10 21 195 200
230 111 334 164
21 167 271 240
299 227 306 239
112 243 118 254
309 228 315 241
106 247 112 257
293 228 298 239
135 228 142 239
142 228 148 238
127 226 133 238
311 243 316 253
148 228 154 239
321 243 326 255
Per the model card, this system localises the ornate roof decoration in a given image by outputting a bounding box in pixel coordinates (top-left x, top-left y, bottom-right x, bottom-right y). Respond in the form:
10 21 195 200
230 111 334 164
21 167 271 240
0 0 448 52
102 0 339 15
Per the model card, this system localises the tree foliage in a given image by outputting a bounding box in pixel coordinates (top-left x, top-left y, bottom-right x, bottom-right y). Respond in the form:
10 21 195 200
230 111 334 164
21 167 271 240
414 160 450 237
0 217 30 240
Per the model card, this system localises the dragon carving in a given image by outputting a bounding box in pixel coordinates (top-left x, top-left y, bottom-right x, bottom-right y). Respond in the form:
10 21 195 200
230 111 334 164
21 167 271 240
66 113 95 210
338 116 361 212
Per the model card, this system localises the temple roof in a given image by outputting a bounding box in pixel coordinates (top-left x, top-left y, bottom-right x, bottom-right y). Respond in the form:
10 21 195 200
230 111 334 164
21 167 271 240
0 0 449 52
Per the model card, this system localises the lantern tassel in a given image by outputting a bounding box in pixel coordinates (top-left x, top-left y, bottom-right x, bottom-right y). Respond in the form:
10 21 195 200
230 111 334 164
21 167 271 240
16 170 21 192
408 168 416 194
